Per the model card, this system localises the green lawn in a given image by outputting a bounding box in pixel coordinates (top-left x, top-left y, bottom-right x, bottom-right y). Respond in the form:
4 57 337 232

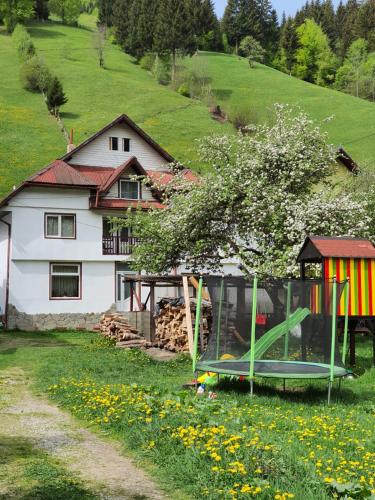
1 18 375 199
185 52 375 168
1 331 374 499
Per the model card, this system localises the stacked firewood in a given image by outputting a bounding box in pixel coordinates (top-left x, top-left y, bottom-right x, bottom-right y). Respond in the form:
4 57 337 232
99 313 152 349
153 299 212 353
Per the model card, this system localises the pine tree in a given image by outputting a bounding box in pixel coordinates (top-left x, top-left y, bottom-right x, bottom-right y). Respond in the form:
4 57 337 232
154 0 195 82
222 0 241 51
189 0 221 51
321 0 336 47
46 76 68 116
98 0 114 26
341 0 360 56
355 0 375 52
280 17 298 74
112 0 133 49
125 0 157 59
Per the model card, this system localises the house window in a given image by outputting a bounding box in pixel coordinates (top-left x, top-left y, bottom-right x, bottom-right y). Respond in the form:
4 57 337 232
45 214 76 239
109 137 119 151
50 263 81 299
119 180 140 200
123 138 130 152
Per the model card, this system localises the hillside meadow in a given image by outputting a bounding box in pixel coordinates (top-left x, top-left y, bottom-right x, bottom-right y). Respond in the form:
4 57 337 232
1 18 375 199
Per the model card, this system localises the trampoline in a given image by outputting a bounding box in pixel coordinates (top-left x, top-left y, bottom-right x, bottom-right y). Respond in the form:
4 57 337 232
192 276 350 403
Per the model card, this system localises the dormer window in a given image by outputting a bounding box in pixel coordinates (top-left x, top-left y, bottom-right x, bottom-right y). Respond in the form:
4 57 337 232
109 137 119 151
119 179 140 200
123 138 130 152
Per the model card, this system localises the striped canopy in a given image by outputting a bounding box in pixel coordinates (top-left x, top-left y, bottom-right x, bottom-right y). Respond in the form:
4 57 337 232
324 257 375 316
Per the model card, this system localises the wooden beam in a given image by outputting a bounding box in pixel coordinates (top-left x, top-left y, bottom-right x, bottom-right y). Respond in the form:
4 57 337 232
189 276 210 301
182 276 194 356
150 284 155 342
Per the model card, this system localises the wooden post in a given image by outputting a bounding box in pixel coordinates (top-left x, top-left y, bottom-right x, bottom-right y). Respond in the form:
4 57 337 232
150 283 155 342
182 276 194 356
130 282 134 312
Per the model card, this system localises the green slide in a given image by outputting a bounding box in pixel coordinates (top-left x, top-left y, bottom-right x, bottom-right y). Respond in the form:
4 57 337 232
241 307 311 361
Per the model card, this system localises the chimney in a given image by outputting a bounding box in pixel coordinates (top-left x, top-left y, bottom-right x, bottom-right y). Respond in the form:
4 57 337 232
67 128 76 153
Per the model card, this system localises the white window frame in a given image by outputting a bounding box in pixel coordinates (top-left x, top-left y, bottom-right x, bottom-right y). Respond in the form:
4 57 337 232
50 263 82 300
119 179 140 200
45 213 76 239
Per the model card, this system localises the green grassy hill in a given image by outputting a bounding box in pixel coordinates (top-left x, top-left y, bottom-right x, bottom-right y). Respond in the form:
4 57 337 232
1 19 375 199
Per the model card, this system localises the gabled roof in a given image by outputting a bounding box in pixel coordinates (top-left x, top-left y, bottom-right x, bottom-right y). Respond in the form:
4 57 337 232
27 160 96 187
297 236 375 262
60 114 175 164
99 157 148 193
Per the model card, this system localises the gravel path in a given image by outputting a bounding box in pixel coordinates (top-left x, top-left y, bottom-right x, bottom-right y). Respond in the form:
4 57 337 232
0 366 165 500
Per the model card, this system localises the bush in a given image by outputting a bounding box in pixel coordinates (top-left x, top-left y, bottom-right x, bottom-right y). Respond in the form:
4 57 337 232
152 55 171 85
140 53 156 71
228 105 259 131
12 24 35 61
19 57 52 93
177 83 190 97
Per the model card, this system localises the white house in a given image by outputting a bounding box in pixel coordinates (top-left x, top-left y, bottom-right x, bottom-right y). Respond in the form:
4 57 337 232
0 115 199 331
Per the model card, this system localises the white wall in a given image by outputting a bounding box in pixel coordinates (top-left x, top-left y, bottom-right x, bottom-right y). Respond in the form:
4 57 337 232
7 187 134 262
0 219 9 315
70 124 170 171
9 260 115 314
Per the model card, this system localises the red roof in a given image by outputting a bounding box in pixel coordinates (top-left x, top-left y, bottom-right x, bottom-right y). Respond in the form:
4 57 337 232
147 169 198 186
297 236 375 261
73 165 114 186
28 160 96 187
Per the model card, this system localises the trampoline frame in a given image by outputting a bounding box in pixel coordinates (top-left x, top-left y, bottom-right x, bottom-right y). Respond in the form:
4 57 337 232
192 275 350 404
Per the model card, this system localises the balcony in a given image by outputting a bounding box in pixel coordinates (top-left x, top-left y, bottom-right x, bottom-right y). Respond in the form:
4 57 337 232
102 236 138 255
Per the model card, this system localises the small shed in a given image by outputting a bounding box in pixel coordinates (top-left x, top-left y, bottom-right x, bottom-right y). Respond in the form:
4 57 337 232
297 236 375 317
297 236 375 365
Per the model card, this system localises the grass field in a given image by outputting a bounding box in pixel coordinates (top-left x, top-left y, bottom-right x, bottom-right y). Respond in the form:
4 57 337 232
0 331 374 499
1 18 375 199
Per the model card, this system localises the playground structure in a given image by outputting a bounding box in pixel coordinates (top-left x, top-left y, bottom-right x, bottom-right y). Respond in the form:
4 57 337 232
297 236 375 365
192 276 350 404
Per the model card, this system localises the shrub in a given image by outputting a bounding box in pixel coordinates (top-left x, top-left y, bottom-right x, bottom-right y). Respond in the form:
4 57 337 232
140 53 156 71
152 55 171 85
228 105 259 131
12 24 35 61
19 56 52 93
177 83 190 97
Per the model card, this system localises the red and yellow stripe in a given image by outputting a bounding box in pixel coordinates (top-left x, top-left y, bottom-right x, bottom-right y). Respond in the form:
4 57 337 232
323 257 375 316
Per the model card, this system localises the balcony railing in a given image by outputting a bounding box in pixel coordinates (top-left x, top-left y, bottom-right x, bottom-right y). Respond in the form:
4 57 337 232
102 236 138 255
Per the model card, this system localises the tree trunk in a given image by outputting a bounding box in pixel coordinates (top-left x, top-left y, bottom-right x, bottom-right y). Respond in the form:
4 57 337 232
171 49 176 83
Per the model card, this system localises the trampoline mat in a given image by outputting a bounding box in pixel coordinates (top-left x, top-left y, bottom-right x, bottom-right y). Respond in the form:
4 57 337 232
197 360 348 379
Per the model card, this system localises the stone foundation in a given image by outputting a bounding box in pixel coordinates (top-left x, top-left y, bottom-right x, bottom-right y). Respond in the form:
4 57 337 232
7 304 116 331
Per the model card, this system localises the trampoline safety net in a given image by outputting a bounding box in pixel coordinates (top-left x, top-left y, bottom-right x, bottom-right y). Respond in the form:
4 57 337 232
197 277 348 379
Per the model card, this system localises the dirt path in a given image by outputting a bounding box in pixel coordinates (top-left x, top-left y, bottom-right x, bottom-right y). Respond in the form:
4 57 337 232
0 366 166 500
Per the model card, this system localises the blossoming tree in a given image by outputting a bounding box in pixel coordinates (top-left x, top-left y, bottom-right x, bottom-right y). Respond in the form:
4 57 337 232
122 105 370 277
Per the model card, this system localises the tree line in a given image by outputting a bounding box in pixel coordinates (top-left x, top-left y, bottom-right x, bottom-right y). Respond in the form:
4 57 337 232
277 0 375 100
2 0 375 101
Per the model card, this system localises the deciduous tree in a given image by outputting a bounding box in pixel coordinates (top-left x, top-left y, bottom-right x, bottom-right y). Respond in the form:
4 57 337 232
0 0 34 32
120 105 369 277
